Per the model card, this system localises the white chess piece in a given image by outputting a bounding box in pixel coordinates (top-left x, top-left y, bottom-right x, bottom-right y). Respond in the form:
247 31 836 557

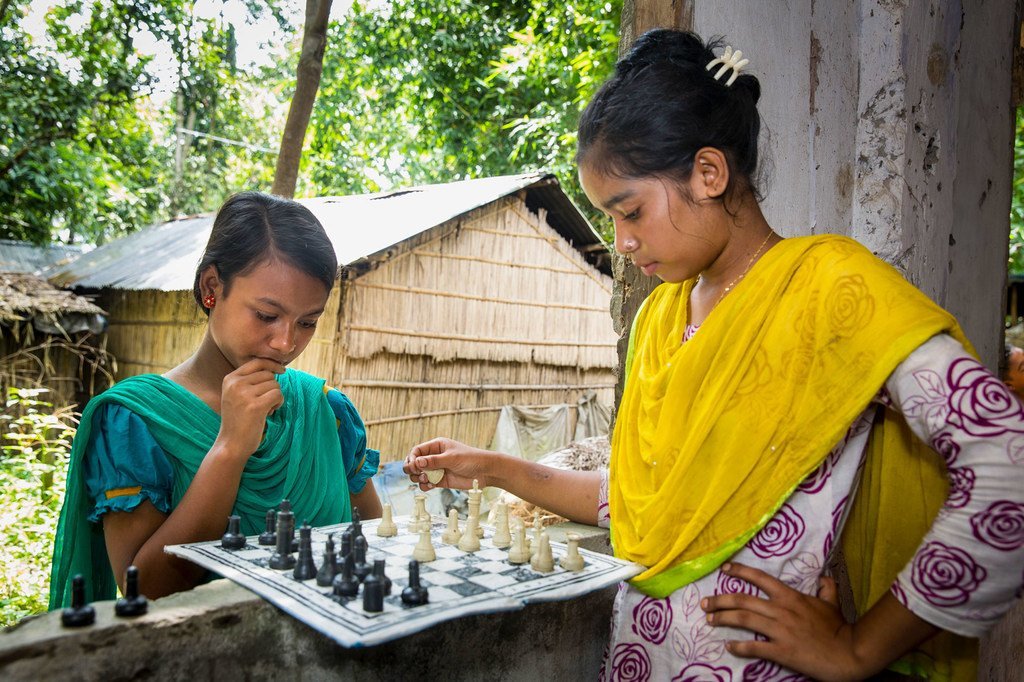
409 494 428 533
458 511 481 553
559 532 585 572
491 503 511 549
530 531 554 573
507 520 530 564
376 502 397 537
468 479 484 538
442 508 462 545
412 527 436 563
530 511 543 557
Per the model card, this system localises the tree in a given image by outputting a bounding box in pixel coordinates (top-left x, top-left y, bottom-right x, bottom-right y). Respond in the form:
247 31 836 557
272 0 332 199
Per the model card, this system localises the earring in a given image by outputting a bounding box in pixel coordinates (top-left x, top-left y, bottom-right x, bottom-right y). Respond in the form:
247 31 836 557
621 238 639 253
203 293 216 309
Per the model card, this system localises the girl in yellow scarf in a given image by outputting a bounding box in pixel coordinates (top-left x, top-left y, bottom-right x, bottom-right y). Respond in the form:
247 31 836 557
406 30 1024 681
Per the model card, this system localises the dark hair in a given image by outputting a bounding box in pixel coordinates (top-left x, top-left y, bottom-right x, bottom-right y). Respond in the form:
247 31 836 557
577 29 763 203
192 192 338 314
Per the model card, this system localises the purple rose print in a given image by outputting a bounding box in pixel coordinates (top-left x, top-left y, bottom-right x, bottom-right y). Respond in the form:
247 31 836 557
672 663 733 682
608 643 651 682
911 541 987 607
947 467 975 509
631 596 673 645
947 358 1024 437
750 504 806 559
715 570 758 598
931 431 961 466
891 581 909 607
797 448 839 493
970 500 1024 551
742 659 783 682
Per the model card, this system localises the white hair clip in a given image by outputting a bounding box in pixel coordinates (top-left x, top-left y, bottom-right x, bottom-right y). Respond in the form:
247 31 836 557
705 46 750 87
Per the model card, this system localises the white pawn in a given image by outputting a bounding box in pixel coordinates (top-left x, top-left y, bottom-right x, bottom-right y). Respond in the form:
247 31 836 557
507 520 530 564
442 508 462 545
491 503 511 549
559 532 585 572
413 527 436 563
458 511 481 553
530 531 554 573
376 503 397 537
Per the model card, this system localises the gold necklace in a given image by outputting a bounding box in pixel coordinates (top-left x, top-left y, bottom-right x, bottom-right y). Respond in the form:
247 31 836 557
696 230 774 313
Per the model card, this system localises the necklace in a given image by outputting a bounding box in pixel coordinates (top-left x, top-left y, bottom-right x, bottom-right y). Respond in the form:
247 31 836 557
696 230 774 314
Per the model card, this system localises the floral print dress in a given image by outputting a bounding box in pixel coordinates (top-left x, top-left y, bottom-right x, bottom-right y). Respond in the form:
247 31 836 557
598 333 1024 681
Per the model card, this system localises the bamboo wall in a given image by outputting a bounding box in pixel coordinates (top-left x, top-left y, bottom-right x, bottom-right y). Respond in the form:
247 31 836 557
97 195 616 462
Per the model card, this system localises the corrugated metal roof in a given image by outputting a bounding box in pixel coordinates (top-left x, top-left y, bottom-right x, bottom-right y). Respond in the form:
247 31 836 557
0 239 84 274
48 173 608 291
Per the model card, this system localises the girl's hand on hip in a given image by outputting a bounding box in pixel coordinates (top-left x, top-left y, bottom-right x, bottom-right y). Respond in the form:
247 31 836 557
700 562 868 682
217 358 285 458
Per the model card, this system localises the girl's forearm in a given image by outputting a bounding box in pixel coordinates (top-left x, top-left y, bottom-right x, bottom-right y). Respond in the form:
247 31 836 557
487 455 602 526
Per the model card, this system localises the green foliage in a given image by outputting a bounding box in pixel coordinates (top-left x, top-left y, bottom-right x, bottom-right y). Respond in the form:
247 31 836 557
0 388 77 626
306 0 620 235
1009 108 1024 274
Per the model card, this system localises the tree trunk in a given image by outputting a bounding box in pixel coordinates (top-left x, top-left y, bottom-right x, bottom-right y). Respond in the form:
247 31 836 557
271 0 333 199
609 1 694 421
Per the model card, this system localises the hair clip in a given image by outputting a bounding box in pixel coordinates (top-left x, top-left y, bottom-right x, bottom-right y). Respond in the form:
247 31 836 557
705 46 750 87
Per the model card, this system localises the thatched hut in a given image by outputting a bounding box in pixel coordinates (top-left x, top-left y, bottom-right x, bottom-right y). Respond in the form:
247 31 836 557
49 174 616 459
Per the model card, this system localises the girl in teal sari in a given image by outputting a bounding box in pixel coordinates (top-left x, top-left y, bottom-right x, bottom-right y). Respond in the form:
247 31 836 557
50 192 381 608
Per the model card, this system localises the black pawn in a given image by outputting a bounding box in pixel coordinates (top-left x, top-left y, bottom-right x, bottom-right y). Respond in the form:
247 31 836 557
373 558 392 596
332 552 359 599
268 508 296 570
362 572 384 612
316 534 338 587
352 535 372 582
62 574 96 627
221 514 246 550
258 508 277 546
293 524 317 581
115 566 148 617
400 560 429 606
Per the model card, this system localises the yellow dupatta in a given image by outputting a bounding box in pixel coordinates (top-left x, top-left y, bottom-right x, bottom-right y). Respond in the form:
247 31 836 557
611 235 969 596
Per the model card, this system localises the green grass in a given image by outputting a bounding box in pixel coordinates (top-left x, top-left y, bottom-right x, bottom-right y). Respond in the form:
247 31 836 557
1 388 75 627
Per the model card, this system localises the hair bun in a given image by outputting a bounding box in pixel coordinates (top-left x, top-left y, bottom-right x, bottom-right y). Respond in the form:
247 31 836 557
616 29 711 79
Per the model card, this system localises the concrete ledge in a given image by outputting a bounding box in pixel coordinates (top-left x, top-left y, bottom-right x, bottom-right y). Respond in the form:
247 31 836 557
2 525 617 681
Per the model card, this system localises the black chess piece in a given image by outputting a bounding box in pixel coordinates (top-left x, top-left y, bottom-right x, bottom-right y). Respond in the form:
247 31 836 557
335 528 353 574
316 533 338 587
258 508 277 546
362 572 384 612
269 507 296 570
293 523 317 581
221 514 246 550
332 552 359 599
400 560 429 606
61 574 96 627
115 565 148 617
352 535 372 582
373 558 392 596
348 508 363 543
279 499 298 552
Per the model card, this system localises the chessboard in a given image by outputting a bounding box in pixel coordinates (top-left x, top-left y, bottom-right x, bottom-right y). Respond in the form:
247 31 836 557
165 514 643 648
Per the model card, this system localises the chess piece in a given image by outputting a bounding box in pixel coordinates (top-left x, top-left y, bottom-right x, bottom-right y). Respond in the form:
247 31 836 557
335 528 353 574
413 527 436 563
424 468 444 485
373 558 392 596
332 552 359 599
316 533 338 587
441 508 462 545
468 479 484 538
531 531 555 573
362 572 384 612
560 532 586 572
400 560 429 606
352 535 372 582
61 574 95 627
491 503 511 549
531 512 543 557
221 514 246 550
348 508 363 545
507 520 530 564
458 511 481 553
408 494 428 533
114 566 148 618
269 507 297 570
279 499 298 553
258 508 277 546
293 524 318 581
376 503 397 537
